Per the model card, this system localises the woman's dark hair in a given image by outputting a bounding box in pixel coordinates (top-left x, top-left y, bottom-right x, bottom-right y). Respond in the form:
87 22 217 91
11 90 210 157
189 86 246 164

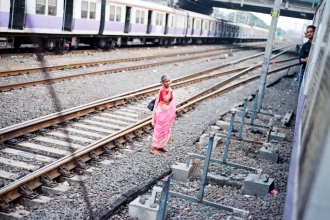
307 25 316 31
160 75 169 83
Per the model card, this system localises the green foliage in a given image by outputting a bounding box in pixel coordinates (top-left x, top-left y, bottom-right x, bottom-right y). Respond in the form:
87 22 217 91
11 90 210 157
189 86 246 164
198 204 213 217
227 12 269 29
277 27 286 36
219 165 232 173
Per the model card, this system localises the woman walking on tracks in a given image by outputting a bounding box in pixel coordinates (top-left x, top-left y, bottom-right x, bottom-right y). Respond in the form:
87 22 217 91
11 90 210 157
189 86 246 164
150 75 176 156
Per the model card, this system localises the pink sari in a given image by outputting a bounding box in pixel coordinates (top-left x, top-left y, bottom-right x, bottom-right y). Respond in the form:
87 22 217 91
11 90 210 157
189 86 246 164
151 88 177 149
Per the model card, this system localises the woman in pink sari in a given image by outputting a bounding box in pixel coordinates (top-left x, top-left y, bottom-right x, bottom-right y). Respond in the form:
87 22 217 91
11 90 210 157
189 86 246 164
150 75 176 156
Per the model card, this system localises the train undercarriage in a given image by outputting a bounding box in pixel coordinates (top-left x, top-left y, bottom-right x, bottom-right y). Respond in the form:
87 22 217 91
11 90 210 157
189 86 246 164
0 34 266 51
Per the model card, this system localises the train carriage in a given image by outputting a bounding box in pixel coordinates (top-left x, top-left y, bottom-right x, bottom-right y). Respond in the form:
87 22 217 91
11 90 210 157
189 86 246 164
252 26 268 39
70 0 101 34
186 11 217 38
0 0 269 50
1 0 64 34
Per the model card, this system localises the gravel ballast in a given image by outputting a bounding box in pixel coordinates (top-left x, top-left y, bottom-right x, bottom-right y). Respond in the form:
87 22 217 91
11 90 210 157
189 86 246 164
21 70 298 220
0 45 299 219
0 47 281 129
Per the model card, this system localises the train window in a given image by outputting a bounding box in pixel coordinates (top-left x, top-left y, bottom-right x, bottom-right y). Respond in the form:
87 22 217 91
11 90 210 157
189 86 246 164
81 1 88 19
136 10 140 23
48 0 57 16
110 6 115 21
141 11 145 24
90 3 96 19
116 7 121 22
156 13 159 25
204 21 208 30
196 20 200 29
188 18 191 29
158 14 162 26
218 24 221 31
36 0 46 15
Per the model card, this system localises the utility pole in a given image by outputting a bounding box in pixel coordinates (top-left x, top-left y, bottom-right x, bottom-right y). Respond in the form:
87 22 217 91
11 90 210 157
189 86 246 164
256 0 282 111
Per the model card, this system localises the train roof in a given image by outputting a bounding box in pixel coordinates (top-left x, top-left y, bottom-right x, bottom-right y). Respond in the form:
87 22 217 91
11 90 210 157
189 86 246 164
109 0 175 13
110 0 218 21
186 11 218 21
252 26 269 31
227 22 252 28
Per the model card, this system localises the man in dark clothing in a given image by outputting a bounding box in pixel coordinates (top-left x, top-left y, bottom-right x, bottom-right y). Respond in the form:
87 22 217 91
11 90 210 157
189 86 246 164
298 25 315 93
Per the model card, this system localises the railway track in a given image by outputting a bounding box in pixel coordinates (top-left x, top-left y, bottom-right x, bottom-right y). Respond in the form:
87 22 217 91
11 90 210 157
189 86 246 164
0 42 270 59
0 45 292 92
0 46 299 215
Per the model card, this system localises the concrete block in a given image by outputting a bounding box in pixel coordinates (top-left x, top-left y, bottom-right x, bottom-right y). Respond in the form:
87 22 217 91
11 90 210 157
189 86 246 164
259 146 279 163
242 174 274 196
199 133 221 148
231 108 251 118
0 210 30 220
129 196 162 220
150 187 162 204
269 114 284 127
215 120 230 131
268 131 286 141
282 110 293 125
21 196 52 208
42 184 70 195
171 163 193 182
64 175 87 183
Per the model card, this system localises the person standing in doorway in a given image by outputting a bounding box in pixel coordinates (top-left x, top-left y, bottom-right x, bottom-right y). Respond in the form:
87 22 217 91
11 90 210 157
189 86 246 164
298 25 315 93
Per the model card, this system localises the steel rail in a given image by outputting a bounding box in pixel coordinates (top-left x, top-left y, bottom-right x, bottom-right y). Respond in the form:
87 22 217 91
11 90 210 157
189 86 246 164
0 50 233 91
0 45 294 142
0 61 299 204
0 49 101 58
0 44 291 92
0 48 225 77
0 41 270 60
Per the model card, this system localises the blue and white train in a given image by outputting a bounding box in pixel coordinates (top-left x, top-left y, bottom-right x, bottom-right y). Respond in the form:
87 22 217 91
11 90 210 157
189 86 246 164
0 0 269 50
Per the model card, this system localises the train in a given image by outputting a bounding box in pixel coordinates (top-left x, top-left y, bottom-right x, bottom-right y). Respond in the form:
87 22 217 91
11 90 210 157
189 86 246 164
0 0 269 50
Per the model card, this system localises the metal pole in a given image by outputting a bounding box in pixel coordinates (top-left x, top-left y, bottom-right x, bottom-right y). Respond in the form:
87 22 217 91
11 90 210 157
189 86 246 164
156 173 173 220
251 89 258 124
10 0 16 30
197 133 214 201
239 99 248 138
256 0 282 111
62 0 67 31
223 111 235 162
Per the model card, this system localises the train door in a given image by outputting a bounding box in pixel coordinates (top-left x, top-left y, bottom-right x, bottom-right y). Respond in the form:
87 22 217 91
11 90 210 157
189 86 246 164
146 10 152 34
62 0 74 31
124 7 131 33
8 0 25 30
200 20 203 36
191 18 194 35
164 14 169 34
